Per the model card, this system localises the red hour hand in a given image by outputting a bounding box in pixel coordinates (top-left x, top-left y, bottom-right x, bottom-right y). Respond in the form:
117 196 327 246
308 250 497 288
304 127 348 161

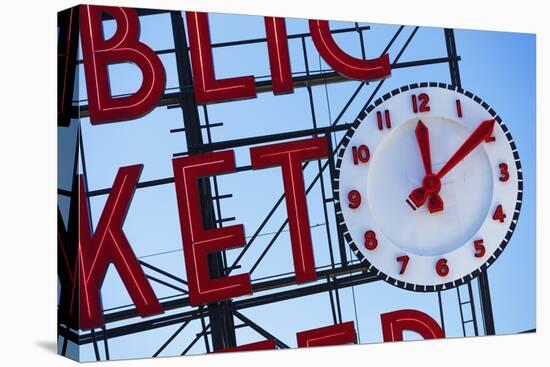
407 121 444 212
415 120 432 175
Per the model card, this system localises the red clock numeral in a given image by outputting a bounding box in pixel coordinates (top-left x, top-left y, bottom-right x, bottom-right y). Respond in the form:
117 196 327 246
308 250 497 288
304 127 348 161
455 99 463 118
492 205 506 223
348 190 362 209
474 239 486 258
364 230 378 250
396 255 409 275
436 258 449 277
376 110 392 130
352 145 370 165
412 93 430 113
499 163 509 182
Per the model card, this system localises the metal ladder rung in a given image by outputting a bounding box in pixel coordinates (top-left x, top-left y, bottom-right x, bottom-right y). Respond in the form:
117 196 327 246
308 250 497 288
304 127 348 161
455 283 480 337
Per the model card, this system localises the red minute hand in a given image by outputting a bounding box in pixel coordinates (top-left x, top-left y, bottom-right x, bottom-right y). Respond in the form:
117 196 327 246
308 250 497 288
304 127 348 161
436 119 495 179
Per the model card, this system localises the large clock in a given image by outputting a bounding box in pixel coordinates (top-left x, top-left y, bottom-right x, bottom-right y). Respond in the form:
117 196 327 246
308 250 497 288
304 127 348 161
334 82 522 291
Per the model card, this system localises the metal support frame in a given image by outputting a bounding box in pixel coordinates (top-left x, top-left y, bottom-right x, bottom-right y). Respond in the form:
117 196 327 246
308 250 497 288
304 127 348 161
478 270 496 335
59 264 379 345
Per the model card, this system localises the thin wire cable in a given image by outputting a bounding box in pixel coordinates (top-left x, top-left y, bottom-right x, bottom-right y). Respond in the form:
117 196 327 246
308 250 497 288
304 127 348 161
137 223 326 259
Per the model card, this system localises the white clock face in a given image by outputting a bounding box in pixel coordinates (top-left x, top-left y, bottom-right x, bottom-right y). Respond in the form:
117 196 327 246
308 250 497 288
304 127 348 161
335 83 522 291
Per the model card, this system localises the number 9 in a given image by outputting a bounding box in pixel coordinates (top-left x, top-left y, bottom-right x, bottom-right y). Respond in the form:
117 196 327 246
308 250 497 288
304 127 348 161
348 190 362 209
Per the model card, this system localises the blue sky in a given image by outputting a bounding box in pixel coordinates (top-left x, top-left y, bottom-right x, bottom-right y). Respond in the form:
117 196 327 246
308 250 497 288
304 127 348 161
58 10 535 361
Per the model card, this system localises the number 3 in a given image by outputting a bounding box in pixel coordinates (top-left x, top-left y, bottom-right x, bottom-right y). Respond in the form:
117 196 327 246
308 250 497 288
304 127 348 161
499 163 509 182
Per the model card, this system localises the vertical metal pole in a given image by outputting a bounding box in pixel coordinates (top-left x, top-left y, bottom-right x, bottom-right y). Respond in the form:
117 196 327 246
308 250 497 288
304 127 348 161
444 28 462 89
444 27 495 335
477 272 496 335
301 36 344 324
437 291 446 335
170 11 237 350
466 282 480 336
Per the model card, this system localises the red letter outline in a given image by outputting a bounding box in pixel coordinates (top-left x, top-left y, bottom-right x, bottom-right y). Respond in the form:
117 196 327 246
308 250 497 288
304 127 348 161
173 150 252 305
250 137 328 283
186 12 257 104
264 17 293 94
381 309 445 342
309 19 391 81
297 321 357 347
75 166 162 329
58 7 79 126
80 5 166 124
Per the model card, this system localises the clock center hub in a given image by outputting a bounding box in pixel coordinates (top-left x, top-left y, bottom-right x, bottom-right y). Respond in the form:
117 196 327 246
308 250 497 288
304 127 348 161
422 174 441 193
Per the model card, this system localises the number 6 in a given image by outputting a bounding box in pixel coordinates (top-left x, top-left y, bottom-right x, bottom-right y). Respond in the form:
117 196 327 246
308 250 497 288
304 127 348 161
436 258 449 277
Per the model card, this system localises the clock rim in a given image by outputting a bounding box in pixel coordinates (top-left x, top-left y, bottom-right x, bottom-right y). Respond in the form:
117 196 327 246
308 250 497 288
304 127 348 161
333 82 523 292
